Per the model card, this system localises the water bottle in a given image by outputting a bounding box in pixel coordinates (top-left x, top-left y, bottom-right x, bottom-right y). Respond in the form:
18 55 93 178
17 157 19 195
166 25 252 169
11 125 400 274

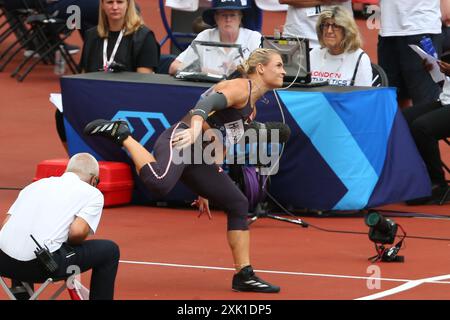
54 50 66 76
420 36 438 59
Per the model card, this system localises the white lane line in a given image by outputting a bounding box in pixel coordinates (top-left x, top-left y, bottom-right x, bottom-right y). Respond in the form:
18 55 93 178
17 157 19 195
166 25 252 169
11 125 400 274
119 260 450 285
355 274 450 300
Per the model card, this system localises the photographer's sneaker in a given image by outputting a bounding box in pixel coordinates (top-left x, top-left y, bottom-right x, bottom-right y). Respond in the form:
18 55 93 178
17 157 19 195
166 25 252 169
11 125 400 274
232 265 280 293
84 119 130 146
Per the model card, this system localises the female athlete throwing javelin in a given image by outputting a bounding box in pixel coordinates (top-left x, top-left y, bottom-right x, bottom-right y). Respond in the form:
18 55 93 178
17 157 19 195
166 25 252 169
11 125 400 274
84 48 286 293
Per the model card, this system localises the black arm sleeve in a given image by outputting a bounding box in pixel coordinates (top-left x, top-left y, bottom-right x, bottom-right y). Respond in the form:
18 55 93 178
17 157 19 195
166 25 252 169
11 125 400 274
190 92 228 120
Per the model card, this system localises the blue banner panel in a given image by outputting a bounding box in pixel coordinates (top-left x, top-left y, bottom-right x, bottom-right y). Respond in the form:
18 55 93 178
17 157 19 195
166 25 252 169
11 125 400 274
323 88 397 177
367 111 432 207
61 74 431 210
276 88 431 210
264 92 348 210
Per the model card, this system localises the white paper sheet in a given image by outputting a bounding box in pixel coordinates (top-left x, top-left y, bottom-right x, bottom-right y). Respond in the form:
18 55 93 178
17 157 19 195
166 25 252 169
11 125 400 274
409 44 445 83
165 0 198 11
49 93 63 112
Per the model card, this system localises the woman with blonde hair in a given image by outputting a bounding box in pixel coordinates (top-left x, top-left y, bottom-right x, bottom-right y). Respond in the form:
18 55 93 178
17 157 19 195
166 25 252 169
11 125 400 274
80 0 160 73
309 6 373 86
84 48 286 293
56 0 160 154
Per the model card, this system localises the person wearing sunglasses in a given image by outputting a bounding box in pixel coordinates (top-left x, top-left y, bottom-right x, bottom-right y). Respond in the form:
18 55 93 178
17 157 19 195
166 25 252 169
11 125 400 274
279 0 353 48
309 6 373 86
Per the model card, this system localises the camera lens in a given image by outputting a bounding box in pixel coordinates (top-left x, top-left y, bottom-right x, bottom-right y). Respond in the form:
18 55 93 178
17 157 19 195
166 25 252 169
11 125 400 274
365 212 381 227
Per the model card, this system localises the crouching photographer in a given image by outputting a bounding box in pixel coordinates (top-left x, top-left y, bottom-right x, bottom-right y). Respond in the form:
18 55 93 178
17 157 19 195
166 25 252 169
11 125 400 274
0 153 119 300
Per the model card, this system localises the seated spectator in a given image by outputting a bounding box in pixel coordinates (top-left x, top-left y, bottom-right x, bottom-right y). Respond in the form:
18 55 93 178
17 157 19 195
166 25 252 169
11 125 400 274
168 0 262 76
279 0 353 48
403 59 450 204
56 0 160 152
309 6 372 86
0 153 120 300
80 0 160 73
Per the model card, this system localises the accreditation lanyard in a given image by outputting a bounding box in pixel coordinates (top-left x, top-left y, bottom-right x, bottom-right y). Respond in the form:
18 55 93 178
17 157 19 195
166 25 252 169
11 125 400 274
103 29 125 71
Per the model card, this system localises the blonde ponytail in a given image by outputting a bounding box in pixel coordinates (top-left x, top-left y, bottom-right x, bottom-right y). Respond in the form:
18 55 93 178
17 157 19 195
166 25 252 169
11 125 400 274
237 48 279 77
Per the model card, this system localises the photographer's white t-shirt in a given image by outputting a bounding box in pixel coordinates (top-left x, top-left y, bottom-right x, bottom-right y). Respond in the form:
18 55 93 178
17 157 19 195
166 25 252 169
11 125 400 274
0 173 103 261
309 47 372 87
379 0 442 37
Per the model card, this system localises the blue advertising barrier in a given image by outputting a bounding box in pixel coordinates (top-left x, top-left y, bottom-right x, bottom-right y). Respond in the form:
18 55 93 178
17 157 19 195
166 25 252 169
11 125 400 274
61 72 431 210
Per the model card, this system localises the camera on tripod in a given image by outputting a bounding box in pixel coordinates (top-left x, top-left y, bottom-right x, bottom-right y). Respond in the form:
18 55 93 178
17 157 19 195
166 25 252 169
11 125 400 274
364 211 405 263
365 212 398 244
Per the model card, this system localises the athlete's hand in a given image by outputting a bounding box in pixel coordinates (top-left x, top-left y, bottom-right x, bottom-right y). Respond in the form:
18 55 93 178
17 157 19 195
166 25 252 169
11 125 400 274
191 196 212 220
173 116 203 149
172 128 197 149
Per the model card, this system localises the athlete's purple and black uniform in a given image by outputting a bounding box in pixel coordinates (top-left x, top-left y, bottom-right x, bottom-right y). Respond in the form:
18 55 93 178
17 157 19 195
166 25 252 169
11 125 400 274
139 82 254 231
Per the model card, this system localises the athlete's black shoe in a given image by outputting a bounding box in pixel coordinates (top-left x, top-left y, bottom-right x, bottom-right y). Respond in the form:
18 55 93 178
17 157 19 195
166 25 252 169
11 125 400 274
83 119 130 145
232 265 280 293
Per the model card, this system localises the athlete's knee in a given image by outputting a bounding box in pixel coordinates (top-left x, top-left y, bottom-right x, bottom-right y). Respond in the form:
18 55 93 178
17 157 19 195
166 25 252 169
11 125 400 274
225 193 249 231
141 177 173 197
227 215 248 231
140 164 174 196
225 192 249 214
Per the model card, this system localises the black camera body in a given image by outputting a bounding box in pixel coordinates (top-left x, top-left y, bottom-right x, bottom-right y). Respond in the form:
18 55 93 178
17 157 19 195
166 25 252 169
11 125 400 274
365 212 405 263
368 219 398 244
365 212 398 244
